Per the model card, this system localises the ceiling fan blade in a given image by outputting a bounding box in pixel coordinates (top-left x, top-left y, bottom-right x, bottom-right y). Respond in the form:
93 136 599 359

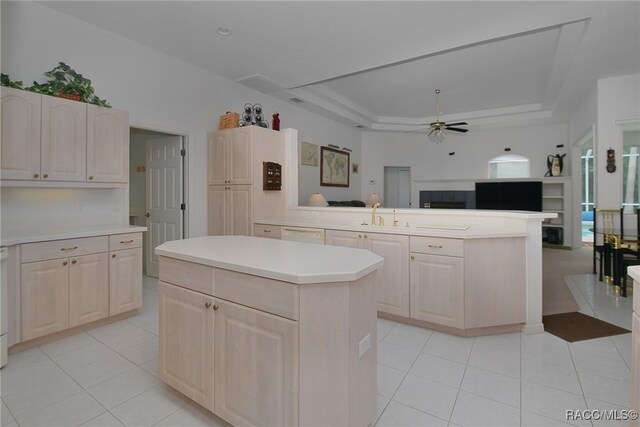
445 122 468 127
446 127 469 133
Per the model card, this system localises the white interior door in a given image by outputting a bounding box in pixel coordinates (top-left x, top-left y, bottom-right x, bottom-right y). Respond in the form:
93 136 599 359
384 166 411 208
146 136 183 277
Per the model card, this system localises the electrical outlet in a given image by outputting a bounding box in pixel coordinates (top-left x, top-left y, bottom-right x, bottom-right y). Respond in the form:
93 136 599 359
358 334 371 358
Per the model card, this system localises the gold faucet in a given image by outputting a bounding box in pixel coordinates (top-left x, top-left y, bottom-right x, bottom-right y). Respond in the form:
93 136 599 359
393 209 399 227
371 202 380 225
378 216 385 226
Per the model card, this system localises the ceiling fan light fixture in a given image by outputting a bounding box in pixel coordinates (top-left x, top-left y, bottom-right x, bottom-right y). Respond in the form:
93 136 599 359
429 128 446 144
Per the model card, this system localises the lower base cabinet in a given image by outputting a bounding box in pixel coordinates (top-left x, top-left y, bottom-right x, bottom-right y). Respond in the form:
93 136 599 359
69 253 109 327
159 281 298 426
110 248 143 315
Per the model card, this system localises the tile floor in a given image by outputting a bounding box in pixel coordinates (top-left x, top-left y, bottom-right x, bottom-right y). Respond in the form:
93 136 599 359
0 274 633 427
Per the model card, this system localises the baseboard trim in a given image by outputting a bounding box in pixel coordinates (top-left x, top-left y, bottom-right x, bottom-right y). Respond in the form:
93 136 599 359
378 312 524 337
522 322 545 335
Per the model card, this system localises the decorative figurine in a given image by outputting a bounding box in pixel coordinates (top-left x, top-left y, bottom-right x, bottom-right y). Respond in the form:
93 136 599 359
606 148 616 173
272 112 280 131
545 153 566 177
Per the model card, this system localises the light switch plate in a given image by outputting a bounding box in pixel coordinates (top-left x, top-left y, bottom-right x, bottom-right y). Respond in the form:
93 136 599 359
358 333 371 358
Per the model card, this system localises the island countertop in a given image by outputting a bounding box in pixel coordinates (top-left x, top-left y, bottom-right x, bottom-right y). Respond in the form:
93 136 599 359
155 235 384 284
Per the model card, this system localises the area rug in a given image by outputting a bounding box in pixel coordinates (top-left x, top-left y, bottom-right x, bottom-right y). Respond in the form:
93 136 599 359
542 312 630 342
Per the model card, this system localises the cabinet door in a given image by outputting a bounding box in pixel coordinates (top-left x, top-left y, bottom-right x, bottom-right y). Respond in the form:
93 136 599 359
109 248 143 315
325 229 361 248
208 185 228 236
214 299 298 427
366 233 410 316
68 253 109 327
228 128 252 184
21 258 69 341
159 281 214 411
1 87 41 180
87 105 129 183
229 185 253 236
410 253 464 328
208 132 227 185
41 95 87 181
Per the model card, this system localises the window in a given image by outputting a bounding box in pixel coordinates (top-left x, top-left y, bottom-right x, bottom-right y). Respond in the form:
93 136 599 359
488 154 530 179
623 129 640 213
581 146 594 213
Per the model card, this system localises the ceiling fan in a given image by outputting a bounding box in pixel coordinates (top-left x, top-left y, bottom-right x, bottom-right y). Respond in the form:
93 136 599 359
416 89 469 143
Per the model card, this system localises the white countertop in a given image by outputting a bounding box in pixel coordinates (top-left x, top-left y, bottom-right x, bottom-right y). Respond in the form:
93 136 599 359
1 224 147 246
155 235 384 285
628 266 640 284
255 218 529 239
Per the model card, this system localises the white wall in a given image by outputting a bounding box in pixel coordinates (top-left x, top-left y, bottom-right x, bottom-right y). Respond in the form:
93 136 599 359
596 73 640 208
360 123 569 207
1 1 361 236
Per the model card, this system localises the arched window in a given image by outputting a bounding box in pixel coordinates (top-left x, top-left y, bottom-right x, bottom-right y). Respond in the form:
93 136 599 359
488 154 530 179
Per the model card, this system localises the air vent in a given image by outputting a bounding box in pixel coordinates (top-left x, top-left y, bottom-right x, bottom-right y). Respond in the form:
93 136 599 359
236 74 286 94
356 125 364 128
289 97 304 104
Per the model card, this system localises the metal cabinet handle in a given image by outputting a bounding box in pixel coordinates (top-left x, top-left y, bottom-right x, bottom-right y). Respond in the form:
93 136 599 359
145 213 150 218
411 255 415 260
89 176 94 180
205 302 211 308
62 261 68 266
263 229 271 233
120 240 134 244
112 254 116 258
364 234 368 239
212 304 219 311
60 246 78 251
71 259 77 264
43 173 48 178
33 173 39 178
358 234 363 238
428 244 443 249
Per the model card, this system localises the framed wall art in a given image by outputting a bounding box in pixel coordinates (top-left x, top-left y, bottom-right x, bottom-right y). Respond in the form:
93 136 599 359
300 141 319 166
321 146 350 187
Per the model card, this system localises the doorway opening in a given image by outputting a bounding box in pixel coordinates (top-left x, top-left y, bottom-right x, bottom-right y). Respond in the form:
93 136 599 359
580 137 595 245
130 127 187 278
384 167 411 208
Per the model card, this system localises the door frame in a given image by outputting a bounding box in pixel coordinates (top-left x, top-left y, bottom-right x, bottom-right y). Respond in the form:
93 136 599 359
129 123 189 274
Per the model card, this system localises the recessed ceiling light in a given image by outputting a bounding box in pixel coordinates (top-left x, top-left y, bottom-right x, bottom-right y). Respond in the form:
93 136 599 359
216 27 232 36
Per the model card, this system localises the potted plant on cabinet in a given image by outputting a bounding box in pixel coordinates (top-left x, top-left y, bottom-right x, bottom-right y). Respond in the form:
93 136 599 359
28 62 111 107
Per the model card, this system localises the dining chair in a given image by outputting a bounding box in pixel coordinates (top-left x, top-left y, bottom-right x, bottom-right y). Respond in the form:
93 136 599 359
593 208 620 282
617 207 640 297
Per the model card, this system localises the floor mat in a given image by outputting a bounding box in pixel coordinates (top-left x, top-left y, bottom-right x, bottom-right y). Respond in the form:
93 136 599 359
542 312 630 342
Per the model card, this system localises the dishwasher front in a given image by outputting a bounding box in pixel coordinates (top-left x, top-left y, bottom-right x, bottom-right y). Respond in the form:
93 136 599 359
280 226 325 245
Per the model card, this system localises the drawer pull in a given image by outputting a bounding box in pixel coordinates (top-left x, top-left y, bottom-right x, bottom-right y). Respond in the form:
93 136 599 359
89 176 94 180
358 234 363 238
112 254 116 258
428 244 443 249
411 255 415 260
43 173 48 178
120 239 134 244
33 173 39 178
71 259 77 264
212 304 219 311
60 246 78 251
62 261 68 266
205 302 211 308
263 229 271 233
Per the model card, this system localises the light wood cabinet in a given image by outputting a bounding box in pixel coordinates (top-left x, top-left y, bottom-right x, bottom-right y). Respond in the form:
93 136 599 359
410 253 464 328
87 104 129 183
109 247 143 315
208 127 251 185
159 281 214 411
326 230 410 316
1 88 129 184
68 253 109 327
208 127 286 237
253 223 282 239
207 185 252 236
1 87 41 180
214 298 298 427
41 95 87 181
21 258 69 341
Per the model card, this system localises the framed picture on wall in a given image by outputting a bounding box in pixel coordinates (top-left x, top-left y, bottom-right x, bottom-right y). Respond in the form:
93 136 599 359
300 141 319 166
321 146 350 187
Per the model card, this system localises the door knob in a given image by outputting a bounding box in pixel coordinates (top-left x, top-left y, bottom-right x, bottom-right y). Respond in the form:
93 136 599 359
145 213 150 218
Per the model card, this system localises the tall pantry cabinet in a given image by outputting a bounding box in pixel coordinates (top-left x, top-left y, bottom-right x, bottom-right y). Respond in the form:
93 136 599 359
207 126 286 236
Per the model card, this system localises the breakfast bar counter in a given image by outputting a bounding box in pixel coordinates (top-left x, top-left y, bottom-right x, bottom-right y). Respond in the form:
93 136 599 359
155 236 383 427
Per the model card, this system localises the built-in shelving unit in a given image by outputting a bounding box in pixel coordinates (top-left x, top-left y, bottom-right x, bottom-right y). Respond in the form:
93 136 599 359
542 177 572 247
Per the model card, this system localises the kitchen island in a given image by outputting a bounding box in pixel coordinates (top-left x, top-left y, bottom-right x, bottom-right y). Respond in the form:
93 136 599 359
155 235 383 427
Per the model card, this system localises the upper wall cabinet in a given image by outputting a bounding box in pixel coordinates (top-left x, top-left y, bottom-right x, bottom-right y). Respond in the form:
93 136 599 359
208 127 252 186
1 87 129 184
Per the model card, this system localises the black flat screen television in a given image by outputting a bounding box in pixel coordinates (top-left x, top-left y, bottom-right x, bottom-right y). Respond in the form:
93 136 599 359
475 181 543 212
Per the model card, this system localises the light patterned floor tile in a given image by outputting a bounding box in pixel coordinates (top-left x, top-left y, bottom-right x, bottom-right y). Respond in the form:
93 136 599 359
376 401 448 427
450 391 520 427
377 319 396 342
377 342 420 372
98 327 156 352
522 381 591 426
377 364 406 399
52 341 116 371
382 325 431 351
87 321 139 343
467 345 521 379
0 347 48 373
375 395 390 424
409 353 466 388
422 332 474 364
460 366 520 408
1 399 16 426
110 383 189 427
392 373 458 421
80 412 125 427
39 332 98 358
15 392 104 427
587 398 633 426
87 367 160 409
579 372 631 407
118 337 158 365
65 353 136 389
522 356 582 395
521 409 578 426
140 358 160 378
154 403 229 426
571 347 630 382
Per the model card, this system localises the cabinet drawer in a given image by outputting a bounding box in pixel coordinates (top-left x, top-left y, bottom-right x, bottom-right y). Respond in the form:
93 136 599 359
410 236 463 257
159 256 215 296
22 236 108 263
253 224 281 239
635 282 640 315
215 268 299 321
109 233 143 250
